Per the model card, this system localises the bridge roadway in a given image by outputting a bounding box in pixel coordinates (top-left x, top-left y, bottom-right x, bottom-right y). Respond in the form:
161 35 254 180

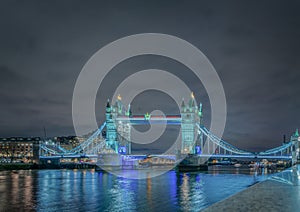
39 154 292 160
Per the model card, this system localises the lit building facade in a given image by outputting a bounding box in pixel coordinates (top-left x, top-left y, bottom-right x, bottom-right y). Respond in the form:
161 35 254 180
0 137 40 163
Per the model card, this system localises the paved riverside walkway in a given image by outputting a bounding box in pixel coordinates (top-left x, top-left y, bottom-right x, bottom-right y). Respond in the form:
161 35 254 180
203 165 300 212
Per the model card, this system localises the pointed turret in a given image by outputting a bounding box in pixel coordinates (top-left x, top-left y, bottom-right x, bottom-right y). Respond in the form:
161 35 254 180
191 92 194 99
188 92 196 110
198 103 203 117
295 129 299 137
181 98 185 108
117 94 122 101
191 98 195 107
106 99 111 115
129 104 132 117
126 104 132 117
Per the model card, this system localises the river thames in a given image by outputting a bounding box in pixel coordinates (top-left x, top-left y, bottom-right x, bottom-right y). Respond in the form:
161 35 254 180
0 167 277 211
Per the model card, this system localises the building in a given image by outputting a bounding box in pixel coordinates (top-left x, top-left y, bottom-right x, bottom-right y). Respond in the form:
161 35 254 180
0 137 40 163
52 136 86 150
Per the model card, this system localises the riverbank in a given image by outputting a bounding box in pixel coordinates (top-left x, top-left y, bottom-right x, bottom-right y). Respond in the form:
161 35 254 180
202 165 300 211
0 163 96 170
0 163 289 172
0 163 38 170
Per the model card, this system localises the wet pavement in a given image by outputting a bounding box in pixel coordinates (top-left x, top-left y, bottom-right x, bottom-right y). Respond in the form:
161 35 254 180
203 165 300 212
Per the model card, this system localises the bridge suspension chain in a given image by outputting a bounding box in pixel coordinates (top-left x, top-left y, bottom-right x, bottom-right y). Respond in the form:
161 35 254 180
196 123 254 155
40 122 107 155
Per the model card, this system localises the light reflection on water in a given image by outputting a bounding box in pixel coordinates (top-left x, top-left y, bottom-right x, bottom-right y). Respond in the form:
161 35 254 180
0 168 271 211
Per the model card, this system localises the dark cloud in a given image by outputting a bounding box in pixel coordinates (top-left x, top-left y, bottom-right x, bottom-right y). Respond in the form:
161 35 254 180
0 0 299 153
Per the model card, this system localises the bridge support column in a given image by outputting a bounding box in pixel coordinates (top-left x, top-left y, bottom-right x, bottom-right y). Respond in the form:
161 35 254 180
199 132 204 155
116 120 131 155
107 97 132 155
180 98 197 154
105 100 118 153
291 129 300 165
180 95 204 155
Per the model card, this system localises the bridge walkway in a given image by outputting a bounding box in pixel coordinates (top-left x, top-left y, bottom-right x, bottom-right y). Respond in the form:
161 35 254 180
203 165 300 212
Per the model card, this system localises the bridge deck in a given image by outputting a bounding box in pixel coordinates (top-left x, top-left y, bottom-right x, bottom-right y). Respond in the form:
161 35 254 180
39 154 292 160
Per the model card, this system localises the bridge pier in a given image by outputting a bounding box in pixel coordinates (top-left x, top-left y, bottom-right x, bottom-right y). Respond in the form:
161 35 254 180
39 158 61 168
176 154 208 171
96 153 122 171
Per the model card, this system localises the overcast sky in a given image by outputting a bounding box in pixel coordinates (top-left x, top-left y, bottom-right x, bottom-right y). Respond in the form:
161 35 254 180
0 0 299 152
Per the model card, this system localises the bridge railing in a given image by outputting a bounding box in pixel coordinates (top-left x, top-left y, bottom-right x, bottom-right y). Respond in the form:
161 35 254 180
257 142 292 155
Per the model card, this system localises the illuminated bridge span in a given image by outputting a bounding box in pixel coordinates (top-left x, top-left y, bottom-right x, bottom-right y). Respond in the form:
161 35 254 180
40 94 300 164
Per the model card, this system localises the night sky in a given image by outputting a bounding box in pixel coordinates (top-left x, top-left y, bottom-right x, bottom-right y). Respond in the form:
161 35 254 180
0 0 299 153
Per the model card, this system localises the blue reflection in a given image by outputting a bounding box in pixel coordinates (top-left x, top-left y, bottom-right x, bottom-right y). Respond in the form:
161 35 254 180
0 168 272 212
195 146 201 154
118 146 126 154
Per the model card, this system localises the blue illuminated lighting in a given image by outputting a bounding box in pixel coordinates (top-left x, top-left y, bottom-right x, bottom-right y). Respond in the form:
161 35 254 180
196 146 201 154
119 146 127 154
39 96 296 162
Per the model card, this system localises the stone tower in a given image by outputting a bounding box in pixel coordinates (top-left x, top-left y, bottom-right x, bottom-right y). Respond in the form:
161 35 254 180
180 93 202 154
291 129 300 165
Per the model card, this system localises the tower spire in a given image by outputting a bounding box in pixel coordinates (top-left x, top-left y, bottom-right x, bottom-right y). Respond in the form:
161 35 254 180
295 129 299 137
117 94 122 101
191 92 194 99
198 103 203 117
126 104 132 117
181 98 185 107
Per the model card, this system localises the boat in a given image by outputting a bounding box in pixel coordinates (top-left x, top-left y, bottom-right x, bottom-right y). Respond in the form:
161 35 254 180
234 163 242 168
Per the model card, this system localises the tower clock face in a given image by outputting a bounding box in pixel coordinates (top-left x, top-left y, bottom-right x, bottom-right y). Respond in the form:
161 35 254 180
298 137 300 142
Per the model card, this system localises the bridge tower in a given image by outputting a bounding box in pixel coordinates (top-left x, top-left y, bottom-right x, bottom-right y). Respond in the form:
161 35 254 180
115 100 132 155
105 95 132 155
180 93 202 154
291 129 300 165
105 100 118 153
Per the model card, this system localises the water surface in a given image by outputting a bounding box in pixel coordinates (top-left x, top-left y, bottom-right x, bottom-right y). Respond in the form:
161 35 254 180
0 168 272 211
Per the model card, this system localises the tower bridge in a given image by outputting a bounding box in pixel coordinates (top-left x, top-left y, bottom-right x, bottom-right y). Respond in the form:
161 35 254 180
39 94 300 166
